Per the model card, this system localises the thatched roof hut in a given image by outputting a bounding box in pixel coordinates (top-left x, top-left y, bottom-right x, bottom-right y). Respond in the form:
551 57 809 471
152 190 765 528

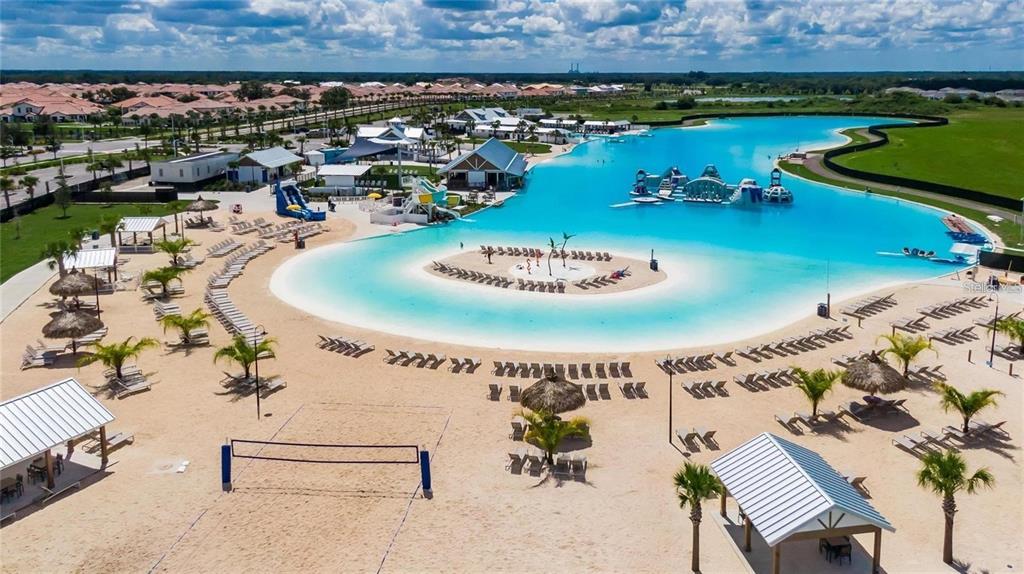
842 352 907 396
520 374 586 414
42 309 104 354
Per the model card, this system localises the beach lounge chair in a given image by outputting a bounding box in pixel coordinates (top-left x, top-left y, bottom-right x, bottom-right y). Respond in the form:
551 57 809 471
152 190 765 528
713 380 728 395
595 363 607 378
775 413 801 431
634 381 647 398
581 363 593 378
568 363 579 379
620 362 632 377
699 428 716 445
570 455 587 480
509 385 521 402
509 418 526 441
597 383 610 399
553 455 571 479
488 384 501 401
617 381 634 398
892 434 927 454
585 384 598 401
676 428 699 444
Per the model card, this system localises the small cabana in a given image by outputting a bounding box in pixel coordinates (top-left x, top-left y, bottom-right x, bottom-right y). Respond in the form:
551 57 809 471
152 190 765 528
117 216 167 252
63 247 119 283
711 433 894 574
1 378 114 511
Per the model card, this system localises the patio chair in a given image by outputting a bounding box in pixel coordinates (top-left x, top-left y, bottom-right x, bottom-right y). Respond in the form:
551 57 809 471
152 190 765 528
633 381 647 398
488 384 501 401
509 385 521 402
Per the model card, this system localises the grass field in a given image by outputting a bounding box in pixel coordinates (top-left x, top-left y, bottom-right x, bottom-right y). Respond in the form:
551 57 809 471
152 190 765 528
1 202 172 283
779 160 1023 248
832 107 1024 199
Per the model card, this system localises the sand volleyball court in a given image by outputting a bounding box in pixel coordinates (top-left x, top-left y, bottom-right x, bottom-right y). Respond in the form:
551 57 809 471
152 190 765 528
150 403 451 573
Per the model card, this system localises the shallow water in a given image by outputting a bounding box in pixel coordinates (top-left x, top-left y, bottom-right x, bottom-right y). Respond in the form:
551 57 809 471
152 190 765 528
272 116 969 352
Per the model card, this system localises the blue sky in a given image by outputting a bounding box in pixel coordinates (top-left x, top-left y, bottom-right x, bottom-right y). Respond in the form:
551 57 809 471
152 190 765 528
1 0 1021 72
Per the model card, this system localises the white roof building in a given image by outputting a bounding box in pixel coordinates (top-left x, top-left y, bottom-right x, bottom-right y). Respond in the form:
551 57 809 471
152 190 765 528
63 247 117 271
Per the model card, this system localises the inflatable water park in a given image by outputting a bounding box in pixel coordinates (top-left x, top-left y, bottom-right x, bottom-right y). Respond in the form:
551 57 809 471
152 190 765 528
620 165 792 206
275 179 327 221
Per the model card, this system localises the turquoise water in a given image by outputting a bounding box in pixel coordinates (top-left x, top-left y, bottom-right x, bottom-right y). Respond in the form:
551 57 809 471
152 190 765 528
271 116 971 352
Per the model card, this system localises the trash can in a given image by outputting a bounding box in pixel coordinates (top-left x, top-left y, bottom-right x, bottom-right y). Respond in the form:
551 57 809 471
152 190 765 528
649 259 659 271
817 303 829 318
91 230 100 240
296 239 306 249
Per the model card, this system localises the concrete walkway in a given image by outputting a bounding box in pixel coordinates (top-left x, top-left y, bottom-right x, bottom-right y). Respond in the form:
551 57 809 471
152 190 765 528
1 260 56 322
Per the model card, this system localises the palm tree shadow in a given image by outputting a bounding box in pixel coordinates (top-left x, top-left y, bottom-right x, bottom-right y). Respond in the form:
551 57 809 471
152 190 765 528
958 435 1018 461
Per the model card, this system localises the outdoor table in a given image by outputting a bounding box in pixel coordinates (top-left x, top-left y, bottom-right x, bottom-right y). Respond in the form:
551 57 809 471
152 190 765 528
822 537 852 563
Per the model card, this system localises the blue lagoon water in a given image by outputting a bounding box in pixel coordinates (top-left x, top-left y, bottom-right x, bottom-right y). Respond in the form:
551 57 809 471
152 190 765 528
271 117 970 351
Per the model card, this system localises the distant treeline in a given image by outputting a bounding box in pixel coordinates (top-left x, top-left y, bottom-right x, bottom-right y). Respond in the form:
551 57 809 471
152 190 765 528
2 70 1022 93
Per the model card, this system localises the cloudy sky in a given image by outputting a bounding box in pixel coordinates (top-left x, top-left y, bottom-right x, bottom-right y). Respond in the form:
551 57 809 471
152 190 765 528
1 0 1021 72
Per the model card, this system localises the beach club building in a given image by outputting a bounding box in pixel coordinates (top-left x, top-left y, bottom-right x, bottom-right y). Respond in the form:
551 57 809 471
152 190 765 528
439 138 526 190
317 164 371 188
235 147 303 184
150 151 239 190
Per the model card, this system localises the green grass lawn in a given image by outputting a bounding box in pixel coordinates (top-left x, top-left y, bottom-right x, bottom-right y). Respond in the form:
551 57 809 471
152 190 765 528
779 160 1023 248
832 107 1024 199
1 202 172 283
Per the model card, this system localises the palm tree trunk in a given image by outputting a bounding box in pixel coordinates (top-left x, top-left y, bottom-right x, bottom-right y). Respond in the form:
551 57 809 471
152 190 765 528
942 495 955 564
962 416 970 434
690 506 702 573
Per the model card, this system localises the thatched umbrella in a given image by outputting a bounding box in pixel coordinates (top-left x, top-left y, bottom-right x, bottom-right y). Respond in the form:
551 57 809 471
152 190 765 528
42 309 104 354
186 195 219 214
520 374 586 414
842 351 908 397
49 269 103 312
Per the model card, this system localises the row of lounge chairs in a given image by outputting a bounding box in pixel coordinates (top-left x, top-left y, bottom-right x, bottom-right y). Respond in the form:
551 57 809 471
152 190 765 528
207 240 274 289
733 368 798 392
220 373 288 396
316 335 374 357
891 420 1008 456
207 239 242 258
507 447 587 480
278 222 327 243
676 427 717 449
433 262 514 288
572 274 622 290
385 350 474 369
990 344 1023 361
930 326 978 345
657 352 733 374
975 311 1021 329
204 288 264 343
918 296 988 319
519 277 565 293
839 398 909 421
491 361 633 379
185 216 224 231
481 246 544 258
737 327 852 362
681 380 728 397
20 329 108 370
775 410 849 432
890 315 930 333
842 293 897 319
230 217 273 235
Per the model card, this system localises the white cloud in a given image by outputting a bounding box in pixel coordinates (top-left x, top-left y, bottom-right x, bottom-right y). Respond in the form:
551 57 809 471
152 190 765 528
108 13 158 32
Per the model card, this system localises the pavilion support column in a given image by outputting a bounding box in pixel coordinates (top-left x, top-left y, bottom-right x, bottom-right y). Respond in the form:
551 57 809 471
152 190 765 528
720 488 728 518
771 545 781 574
99 425 109 466
743 516 752 552
44 449 56 489
873 527 882 574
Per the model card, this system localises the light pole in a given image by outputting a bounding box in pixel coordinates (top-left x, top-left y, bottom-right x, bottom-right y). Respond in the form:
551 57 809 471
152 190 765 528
666 356 674 444
987 292 999 368
253 324 265 419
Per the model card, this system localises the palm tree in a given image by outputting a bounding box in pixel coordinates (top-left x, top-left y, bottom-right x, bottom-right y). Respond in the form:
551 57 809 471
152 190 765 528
673 462 723 573
160 308 211 345
142 266 188 297
791 367 842 417
558 232 576 268
877 333 935 376
19 175 39 202
0 176 14 210
992 317 1024 354
546 237 557 275
41 240 76 277
916 450 994 565
98 214 121 247
155 238 196 267
936 383 1004 434
214 334 277 380
77 336 158 379
519 409 590 465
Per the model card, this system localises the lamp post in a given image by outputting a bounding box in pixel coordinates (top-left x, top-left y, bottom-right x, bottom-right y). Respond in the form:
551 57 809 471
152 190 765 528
253 324 265 419
666 356 674 444
987 293 999 368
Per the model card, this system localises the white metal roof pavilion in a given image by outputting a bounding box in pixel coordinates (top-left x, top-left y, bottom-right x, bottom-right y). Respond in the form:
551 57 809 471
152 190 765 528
317 164 372 177
118 216 166 233
711 433 894 574
63 247 117 271
1 378 115 471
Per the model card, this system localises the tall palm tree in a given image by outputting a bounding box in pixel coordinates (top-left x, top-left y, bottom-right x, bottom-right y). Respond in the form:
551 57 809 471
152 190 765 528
916 450 994 565
0 176 14 210
673 462 723 573
98 214 122 247
41 240 76 277
77 336 158 379
160 308 211 345
558 232 576 268
877 333 935 376
214 334 277 380
791 367 842 417
992 317 1024 354
142 266 188 297
936 383 1004 434
19 175 39 202
155 238 196 267
519 409 590 465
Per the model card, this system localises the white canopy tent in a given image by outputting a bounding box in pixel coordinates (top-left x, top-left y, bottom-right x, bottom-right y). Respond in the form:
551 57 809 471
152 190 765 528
63 248 119 283
711 433 894 574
